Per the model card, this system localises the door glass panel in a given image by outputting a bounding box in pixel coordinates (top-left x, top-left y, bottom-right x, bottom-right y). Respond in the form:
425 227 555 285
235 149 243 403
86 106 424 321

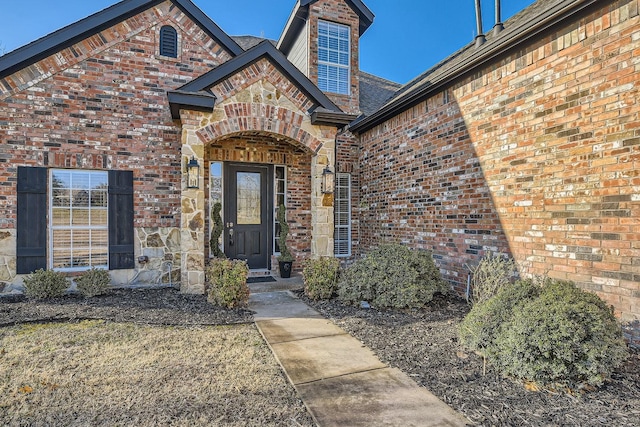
237 172 261 225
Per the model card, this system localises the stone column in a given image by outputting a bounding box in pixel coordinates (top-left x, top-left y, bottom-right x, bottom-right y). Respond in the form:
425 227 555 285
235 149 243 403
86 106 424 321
311 140 335 258
180 125 206 294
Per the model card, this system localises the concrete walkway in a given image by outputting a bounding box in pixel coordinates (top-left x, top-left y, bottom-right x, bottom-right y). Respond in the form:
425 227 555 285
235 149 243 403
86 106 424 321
249 280 468 427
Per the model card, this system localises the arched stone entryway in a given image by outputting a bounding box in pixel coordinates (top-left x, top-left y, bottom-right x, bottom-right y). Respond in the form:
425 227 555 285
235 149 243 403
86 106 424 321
178 102 338 293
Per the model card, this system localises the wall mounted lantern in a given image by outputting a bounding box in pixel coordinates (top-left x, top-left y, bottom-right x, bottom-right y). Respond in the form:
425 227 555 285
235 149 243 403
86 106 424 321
321 165 335 194
186 156 200 189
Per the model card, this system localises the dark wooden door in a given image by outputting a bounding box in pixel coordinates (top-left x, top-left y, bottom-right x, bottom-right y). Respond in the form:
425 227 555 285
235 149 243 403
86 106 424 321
224 164 272 269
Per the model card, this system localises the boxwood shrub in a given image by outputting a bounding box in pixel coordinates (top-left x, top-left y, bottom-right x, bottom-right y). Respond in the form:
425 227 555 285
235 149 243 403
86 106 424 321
337 244 446 309
495 280 628 388
459 278 628 390
23 269 69 299
206 258 249 308
458 279 540 358
303 257 340 300
75 268 111 297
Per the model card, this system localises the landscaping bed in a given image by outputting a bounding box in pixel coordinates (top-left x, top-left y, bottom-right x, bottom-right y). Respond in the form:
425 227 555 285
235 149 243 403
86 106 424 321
0 287 252 327
299 291 640 426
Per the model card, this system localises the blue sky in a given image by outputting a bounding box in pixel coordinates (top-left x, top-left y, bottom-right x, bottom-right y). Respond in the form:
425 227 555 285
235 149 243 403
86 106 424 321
1 0 536 84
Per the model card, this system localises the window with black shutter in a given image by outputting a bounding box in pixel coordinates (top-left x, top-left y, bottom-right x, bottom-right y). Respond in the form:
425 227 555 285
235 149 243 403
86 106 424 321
16 167 47 274
159 25 178 58
108 170 135 270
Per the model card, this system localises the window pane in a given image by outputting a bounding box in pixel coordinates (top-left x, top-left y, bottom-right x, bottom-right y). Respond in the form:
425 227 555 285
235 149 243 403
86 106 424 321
236 172 261 225
92 209 108 225
72 190 90 207
52 208 70 226
73 230 91 247
52 189 70 207
90 190 107 207
72 208 91 226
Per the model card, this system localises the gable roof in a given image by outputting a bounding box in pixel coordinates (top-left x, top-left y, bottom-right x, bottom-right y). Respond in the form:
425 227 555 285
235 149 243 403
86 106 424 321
278 0 374 55
350 0 605 133
169 40 356 125
0 0 243 80
359 71 401 117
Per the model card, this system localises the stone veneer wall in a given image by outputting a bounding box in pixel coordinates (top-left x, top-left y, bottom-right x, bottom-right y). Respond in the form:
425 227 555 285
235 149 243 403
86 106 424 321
0 231 16 292
176 65 338 292
356 0 640 322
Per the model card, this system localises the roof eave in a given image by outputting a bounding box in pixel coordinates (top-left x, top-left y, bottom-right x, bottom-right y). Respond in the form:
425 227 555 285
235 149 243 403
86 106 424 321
167 90 216 120
350 0 603 134
311 108 358 127
0 0 243 80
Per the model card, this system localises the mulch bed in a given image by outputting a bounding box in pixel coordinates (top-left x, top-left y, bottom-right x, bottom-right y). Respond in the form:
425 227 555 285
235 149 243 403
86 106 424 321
0 287 252 327
298 291 640 426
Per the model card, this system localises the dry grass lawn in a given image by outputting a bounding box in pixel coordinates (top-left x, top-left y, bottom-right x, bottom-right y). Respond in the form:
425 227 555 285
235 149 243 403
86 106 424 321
0 321 314 426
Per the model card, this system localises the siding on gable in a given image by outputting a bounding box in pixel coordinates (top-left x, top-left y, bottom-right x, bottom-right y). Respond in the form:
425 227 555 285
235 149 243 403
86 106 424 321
287 20 309 77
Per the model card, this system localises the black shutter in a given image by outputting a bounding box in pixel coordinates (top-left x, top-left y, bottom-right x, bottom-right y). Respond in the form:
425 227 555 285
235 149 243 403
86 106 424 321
108 170 135 270
159 26 178 58
16 167 47 274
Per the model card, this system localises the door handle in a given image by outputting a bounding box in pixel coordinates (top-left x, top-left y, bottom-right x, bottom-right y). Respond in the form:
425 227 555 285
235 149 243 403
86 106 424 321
229 228 234 246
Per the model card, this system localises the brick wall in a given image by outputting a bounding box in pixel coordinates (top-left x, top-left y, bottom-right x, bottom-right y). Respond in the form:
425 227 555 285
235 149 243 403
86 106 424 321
355 0 640 321
0 0 232 230
308 0 361 114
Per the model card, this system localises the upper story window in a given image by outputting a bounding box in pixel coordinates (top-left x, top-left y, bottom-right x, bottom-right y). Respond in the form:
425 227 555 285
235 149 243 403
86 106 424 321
318 20 350 95
159 25 178 58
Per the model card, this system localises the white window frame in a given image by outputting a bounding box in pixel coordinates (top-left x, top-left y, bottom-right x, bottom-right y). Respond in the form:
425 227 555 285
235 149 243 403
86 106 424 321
318 20 350 95
334 173 351 257
49 169 109 272
274 165 287 255
209 161 224 258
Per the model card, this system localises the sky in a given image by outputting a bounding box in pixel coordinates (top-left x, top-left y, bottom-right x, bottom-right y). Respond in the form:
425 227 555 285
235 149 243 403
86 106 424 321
0 0 536 84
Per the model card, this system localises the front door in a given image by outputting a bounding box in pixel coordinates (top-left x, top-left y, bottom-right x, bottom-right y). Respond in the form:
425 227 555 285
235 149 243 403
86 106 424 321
224 164 272 269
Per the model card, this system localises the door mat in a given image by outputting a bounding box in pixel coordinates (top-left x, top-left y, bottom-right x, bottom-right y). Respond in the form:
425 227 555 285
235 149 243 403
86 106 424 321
247 276 277 284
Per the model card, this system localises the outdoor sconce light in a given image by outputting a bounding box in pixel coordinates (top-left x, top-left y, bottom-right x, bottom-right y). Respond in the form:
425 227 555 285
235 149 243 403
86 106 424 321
321 165 335 194
186 156 200 189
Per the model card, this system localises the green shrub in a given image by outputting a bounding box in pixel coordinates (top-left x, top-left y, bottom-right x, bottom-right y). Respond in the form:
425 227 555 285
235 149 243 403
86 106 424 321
458 279 540 357
277 205 294 262
209 202 225 258
338 244 446 309
303 257 340 300
468 252 518 305
75 268 111 297
23 269 69 299
206 258 249 308
495 280 628 389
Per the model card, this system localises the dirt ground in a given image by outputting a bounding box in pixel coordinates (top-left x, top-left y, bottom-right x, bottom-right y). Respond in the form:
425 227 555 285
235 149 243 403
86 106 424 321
299 292 640 426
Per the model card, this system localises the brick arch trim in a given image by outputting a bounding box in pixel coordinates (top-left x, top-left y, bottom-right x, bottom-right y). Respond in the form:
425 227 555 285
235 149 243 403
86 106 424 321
196 103 324 154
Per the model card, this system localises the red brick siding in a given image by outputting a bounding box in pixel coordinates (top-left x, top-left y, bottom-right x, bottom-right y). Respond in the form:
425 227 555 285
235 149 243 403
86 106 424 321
0 1 232 230
308 0 361 114
357 0 640 320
